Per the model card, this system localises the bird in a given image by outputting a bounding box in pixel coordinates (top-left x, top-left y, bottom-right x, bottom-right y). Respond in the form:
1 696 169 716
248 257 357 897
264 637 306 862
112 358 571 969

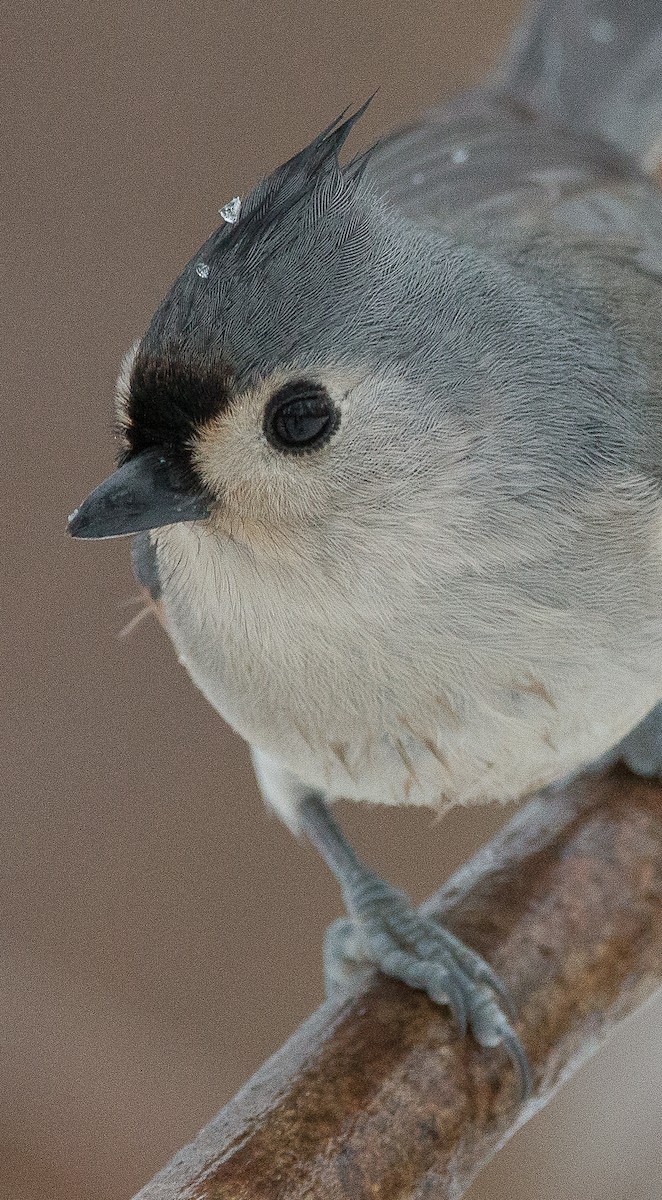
68 0 662 1096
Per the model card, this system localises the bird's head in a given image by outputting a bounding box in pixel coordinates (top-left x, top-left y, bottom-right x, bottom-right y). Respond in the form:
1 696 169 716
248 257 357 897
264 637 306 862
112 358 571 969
69 103 437 545
69 101 529 573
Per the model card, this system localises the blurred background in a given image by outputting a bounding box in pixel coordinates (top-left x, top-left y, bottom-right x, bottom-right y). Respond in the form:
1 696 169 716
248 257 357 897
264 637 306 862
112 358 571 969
3 0 662 1196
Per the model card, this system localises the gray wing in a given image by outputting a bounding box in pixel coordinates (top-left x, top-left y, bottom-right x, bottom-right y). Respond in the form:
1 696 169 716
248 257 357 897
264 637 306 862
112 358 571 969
366 0 662 247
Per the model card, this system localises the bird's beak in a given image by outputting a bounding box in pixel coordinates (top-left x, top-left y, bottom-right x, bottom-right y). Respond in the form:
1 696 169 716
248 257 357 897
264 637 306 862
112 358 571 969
67 449 210 539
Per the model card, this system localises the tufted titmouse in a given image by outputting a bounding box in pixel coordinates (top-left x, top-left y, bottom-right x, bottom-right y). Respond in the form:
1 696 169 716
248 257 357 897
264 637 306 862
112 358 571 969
68 0 662 1093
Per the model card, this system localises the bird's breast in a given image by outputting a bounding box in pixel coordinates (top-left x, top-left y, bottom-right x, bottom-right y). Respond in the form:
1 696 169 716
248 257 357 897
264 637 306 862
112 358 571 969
150 524 662 812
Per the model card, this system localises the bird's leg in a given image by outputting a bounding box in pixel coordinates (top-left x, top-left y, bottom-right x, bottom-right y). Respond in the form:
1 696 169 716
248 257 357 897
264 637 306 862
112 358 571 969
299 790 532 1097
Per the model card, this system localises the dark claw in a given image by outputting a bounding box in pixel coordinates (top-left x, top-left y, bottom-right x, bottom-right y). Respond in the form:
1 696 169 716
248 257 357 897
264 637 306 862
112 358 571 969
501 1025 534 1101
468 989 532 1099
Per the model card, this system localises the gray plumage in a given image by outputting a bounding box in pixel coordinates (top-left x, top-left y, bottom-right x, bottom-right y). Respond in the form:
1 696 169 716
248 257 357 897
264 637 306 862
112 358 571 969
70 0 662 1090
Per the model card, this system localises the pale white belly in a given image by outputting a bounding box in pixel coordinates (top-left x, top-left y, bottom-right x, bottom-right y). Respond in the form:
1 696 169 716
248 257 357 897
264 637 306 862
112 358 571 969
156 529 662 821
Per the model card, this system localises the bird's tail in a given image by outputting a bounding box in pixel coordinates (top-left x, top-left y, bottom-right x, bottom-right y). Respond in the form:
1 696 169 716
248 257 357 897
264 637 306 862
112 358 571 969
493 0 662 172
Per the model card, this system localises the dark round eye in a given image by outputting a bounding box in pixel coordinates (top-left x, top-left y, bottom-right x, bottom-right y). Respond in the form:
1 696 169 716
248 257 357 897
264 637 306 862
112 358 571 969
264 381 340 454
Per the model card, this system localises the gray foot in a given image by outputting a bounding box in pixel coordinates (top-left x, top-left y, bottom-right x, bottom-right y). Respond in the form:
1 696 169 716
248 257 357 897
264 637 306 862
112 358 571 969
324 872 532 1098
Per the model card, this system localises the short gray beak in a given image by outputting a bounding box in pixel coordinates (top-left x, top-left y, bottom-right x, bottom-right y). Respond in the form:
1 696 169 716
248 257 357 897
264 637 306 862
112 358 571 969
67 449 210 539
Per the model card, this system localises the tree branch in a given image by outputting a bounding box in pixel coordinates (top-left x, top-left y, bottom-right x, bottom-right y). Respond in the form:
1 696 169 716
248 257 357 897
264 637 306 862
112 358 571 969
134 767 662 1200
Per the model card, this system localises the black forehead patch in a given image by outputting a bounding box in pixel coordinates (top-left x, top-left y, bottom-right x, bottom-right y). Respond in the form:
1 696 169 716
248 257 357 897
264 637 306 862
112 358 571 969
120 351 234 479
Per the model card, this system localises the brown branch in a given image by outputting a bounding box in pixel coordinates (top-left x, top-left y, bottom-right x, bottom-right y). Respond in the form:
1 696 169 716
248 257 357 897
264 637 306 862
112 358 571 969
134 767 662 1200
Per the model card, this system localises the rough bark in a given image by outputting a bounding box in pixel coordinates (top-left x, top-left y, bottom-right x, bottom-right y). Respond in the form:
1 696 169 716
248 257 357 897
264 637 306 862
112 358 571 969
135 766 662 1200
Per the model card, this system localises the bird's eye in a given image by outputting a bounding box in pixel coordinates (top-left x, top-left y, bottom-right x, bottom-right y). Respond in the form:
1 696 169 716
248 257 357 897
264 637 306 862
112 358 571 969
264 381 340 455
